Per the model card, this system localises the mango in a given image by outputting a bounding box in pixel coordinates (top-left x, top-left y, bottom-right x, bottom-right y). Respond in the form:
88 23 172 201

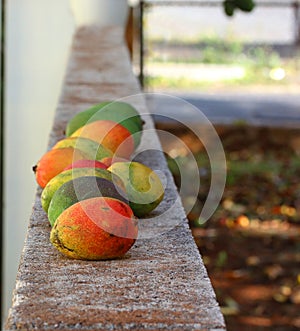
64 159 107 170
52 137 112 161
65 101 144 148
50 197 138 260
33 147 87 188
71 120 134 159
100 156 128 168
41 167 124 212
108 161 164 217
48 176 128 226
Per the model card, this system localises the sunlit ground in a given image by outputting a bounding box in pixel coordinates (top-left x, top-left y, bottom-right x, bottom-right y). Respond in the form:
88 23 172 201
143 38 300 93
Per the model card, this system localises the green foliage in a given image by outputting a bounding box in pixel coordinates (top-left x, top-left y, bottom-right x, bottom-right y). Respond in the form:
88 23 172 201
197 36 280 67
199 36 243 64
247 46 281 68
223 0 256 16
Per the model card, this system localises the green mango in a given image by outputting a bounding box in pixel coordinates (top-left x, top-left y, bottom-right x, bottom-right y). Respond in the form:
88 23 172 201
108 161 164 217
65 101 144 148
41 167 123 213
48 176 128 226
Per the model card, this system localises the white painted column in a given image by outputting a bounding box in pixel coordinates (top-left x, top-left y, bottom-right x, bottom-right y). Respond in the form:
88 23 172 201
69 0 129 28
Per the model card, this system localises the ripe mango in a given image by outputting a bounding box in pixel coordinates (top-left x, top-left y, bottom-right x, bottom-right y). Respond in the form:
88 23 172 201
48 176 128 226
65 101 143 148
41 167 123 212
64 159 107 170
52 137 112 162
108 161 164 217
71 120 134 159
33 147 87 188
100 156 128 168
50 197 138 260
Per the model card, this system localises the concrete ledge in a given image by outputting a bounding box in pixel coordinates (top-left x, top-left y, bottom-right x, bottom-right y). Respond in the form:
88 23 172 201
5 26 226 331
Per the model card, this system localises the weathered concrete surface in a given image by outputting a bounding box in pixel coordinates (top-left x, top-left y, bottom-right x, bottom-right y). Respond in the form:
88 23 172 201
5 26 226 331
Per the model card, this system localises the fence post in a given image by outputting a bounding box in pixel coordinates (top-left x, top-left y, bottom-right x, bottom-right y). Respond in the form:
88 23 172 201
294 1 300 45
139 0 144 88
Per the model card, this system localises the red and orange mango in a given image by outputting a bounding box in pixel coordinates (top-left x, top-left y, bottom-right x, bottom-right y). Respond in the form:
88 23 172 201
33 147 87 188
71 120 134 158
50 197 138 260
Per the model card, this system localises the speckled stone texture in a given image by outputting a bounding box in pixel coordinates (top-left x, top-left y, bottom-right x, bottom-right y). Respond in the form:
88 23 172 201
5 26 226 331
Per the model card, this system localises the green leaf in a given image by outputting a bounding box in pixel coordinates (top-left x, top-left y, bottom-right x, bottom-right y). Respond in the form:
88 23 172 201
224 1 236 16
235 0 255 12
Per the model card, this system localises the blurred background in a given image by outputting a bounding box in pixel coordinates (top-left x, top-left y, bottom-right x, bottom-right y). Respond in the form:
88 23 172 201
2 0 300 330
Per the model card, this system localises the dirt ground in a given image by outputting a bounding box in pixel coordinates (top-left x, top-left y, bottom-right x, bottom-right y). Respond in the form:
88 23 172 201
157 123 300 331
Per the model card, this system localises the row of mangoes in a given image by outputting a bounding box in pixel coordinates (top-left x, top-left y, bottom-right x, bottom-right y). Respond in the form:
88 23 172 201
33 101 165 260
